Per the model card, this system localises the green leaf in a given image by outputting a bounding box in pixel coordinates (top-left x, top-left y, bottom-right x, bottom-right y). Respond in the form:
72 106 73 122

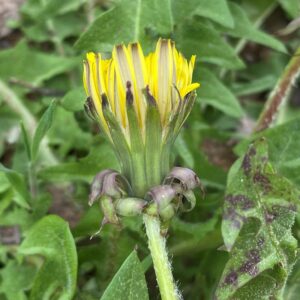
22 13 85 42
19 215 77 300
0 172 10 193
61 86 86 112
0 188 13 215
0 260 36 300
284 259 300 300
38 143 118 182
20 121 32 161
235 118 300 188
171 214 219 240
215 139 299 299
174 134 195 168
47 106 92 156
0 40 77 84
31 100 57 161
100 251 149 300
278 0 300 18
0 194 51 231
75 0 173 51
0 164 30 209
172 0 234 28
225 3 287 53
231 75 276 96
22 0 85 19
176 21 244 70
196 68 244 118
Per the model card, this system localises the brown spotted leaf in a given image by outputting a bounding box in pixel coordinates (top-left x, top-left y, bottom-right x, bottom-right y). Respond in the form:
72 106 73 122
215 138 299 300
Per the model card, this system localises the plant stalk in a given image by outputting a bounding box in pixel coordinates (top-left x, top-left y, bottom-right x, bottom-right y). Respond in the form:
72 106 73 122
143 214 180 300
254 45 300 132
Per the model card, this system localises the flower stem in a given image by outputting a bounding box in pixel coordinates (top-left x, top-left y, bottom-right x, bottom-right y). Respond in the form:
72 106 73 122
143 214 180 300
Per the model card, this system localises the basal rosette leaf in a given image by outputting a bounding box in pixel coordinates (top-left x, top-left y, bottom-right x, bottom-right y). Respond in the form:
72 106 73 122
18 215 77 300
215 138 299 300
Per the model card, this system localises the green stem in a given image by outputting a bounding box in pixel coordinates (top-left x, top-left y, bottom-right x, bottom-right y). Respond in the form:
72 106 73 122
28 161 38 198
143 214 180 300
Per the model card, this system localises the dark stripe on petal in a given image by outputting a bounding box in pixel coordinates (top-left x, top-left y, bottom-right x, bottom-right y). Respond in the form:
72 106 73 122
143 85 157 106
101 93 109 109
126 81 134 106
84 96 99 120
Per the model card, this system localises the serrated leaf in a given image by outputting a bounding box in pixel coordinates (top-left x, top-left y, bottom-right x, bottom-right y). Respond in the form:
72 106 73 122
172 0 234 28
100 251 149 300
75 0 173 51
235 118 300 188
215 139 299 300
19 215 77 300
176 21 244 70
0 165 30 209
225 3 287 53
0 260 36 300
284 259 300 300
31 100 57 161
196 68 244 118
0 40 77 84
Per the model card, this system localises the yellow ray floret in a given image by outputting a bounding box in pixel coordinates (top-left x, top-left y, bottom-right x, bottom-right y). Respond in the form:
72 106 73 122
83 39 200 142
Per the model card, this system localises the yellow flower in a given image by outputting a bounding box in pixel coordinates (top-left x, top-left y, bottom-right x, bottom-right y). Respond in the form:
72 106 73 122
83 39 199 142
83 39 200 196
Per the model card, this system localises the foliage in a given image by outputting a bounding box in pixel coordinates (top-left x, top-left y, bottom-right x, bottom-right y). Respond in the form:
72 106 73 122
0 0 300 299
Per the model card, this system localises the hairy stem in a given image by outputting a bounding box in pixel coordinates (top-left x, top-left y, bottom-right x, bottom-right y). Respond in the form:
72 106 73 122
254 45 300 132
143 214 180 300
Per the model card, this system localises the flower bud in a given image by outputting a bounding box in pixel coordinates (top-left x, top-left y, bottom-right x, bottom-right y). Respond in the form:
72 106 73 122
180 190 196 212
100 195 119 225
159 203 176 222
89 169 131 206
115 198 147 217
164 167 200 191
146 185 177 210
83 40 200 194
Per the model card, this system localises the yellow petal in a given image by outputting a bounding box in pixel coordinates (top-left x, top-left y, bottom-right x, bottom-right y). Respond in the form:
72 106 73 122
128 42 148 129
180 83 200 98
113 45 144 124
84 57 109 134
155 39 174 125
